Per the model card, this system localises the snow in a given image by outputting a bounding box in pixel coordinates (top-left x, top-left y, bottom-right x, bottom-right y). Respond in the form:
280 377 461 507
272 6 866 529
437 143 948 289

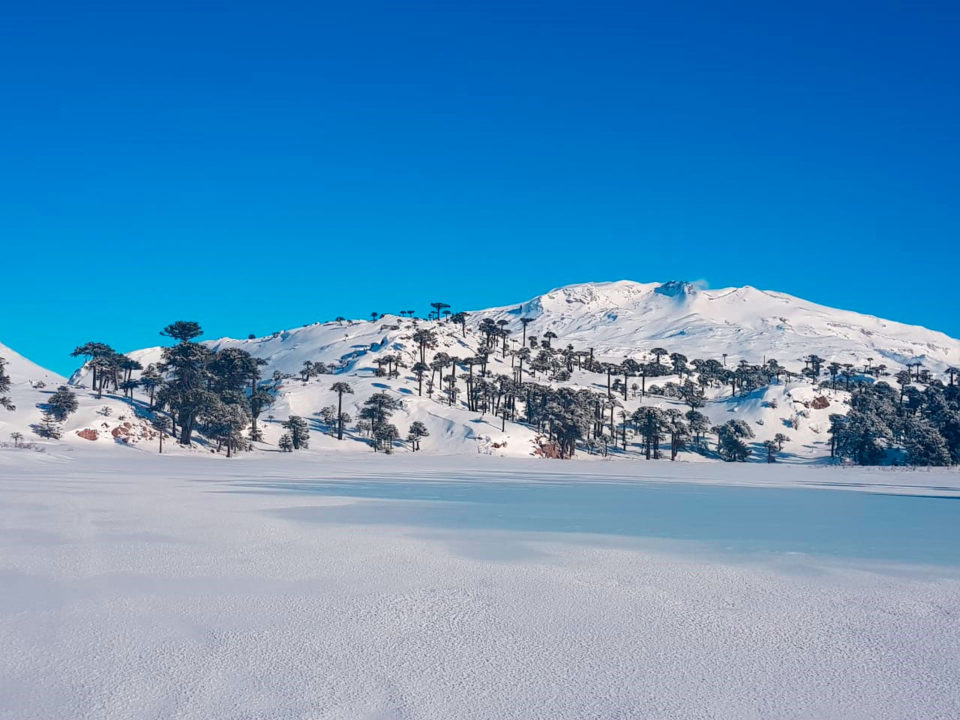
474 280 960 372
1 452 959 719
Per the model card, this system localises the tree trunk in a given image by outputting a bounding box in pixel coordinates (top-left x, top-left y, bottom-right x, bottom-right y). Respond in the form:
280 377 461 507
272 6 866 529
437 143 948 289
337 391 344 440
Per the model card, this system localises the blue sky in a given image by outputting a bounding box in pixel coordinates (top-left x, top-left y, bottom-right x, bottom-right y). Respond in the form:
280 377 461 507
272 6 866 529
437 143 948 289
2 1 958 374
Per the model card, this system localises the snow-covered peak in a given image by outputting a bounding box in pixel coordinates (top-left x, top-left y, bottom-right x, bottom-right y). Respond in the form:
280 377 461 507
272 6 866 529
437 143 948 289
471 280 960 371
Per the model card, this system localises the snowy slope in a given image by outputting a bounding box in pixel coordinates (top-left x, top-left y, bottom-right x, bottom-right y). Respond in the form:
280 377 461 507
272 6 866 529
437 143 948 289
0 341 66 446
4 280 960 460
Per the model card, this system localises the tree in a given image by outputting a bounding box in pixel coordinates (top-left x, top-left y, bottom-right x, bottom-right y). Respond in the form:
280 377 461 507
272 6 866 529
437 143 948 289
330 382 354 440
904 418 951 466
631 407 665 459
450 311 469 337
412 328 438 366
202 398 250 457
35 412 62 439
152 414 170 454
282 416 310 450
209 348 262 395
374 423 400 453
429 302 450 321
543 331 557 348
359 392 401 448
685 410 711 450
70 342 115 393
161 321 203 343
762 440 779 463
248 388 274 442
407 421 429 451
670 352 689 378
10 431 23 447
895 370 912 407
520 317 534 347
157 331 214 445
663 409 689 460
678 380 705 410
411 361 430 396
46 386 78 421
715 420 754 461
651 348 668 368
139 364 163 407
0 357 14 411
279 434 294 452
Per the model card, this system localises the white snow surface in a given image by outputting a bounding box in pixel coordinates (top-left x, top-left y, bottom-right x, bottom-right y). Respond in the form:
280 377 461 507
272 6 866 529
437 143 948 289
0 452 958 719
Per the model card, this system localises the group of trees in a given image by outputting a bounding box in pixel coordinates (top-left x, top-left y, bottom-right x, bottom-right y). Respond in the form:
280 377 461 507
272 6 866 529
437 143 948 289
68 322 274 456
70 342 143 400
828 378 960 466
388 311 960 466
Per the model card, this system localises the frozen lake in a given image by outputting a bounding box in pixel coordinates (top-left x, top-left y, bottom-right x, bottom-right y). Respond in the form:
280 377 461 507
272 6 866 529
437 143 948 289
2 453 959 719
250 473 960 567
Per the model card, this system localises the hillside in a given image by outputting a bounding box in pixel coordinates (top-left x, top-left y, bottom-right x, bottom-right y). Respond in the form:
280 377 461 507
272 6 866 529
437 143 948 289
2 280 959 462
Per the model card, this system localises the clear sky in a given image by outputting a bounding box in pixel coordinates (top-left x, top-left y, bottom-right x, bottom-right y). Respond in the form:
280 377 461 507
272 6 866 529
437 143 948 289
2 1 958 374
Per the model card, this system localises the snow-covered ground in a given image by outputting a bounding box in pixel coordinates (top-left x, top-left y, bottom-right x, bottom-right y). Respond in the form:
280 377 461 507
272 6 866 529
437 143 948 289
1 451 958 719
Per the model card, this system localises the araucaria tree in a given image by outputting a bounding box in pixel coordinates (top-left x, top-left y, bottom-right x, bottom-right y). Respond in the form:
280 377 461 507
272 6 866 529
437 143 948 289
153 322 261 452
714 420 754 461
359 391 401 451
282 415 310 450
407 421 429 451
46 386 78 421
156 323 215 445
330 381 354 440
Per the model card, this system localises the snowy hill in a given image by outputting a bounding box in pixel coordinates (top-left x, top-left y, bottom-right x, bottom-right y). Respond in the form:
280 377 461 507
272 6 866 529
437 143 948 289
3 280 959 460
471 280 960 373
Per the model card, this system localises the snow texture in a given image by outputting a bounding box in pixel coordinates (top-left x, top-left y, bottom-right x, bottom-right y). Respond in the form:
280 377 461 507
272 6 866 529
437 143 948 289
1 451 958 719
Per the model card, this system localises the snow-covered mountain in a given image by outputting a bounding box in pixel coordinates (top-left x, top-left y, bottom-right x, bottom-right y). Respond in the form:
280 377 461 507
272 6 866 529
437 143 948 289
2 280 959 460
471 280 960 372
